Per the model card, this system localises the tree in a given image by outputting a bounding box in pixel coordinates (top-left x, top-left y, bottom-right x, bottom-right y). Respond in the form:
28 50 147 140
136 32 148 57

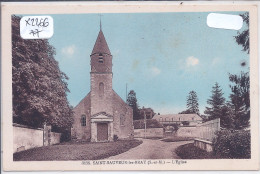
228 72 250 129
139 107 155 119
126 90 141 120
178 109 193 114
204 83 226 120
228 12 250 130
235 12 249 54
186 91 200 115
12 15 73 129
204 83 233 128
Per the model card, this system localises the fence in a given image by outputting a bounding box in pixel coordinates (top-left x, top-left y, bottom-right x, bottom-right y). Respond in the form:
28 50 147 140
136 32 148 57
13 123 61 153
196 118 220 141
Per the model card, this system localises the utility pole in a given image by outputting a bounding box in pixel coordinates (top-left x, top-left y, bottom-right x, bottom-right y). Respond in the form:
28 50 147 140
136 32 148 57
126 83 128 102
144 110 146 139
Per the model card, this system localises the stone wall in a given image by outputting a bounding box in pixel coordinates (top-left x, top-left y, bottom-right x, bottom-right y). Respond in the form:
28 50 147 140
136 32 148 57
196 118 220 141
50 132 62 145
13 124 61 153
176 126 199 138
72 93 91 140
134 128 164 138
13 124 43 153
194 138 213 152
193 118 220 152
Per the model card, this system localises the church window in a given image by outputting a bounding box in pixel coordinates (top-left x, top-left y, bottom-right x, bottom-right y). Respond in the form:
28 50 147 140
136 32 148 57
99 82 104 97
81 115 86 126
98 53 104 63
120 114 125 126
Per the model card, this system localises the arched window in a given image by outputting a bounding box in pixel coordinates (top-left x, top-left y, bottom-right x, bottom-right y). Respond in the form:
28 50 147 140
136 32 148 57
81 115 86 126
120 114 125 126
98 53 104 63
99 82 104 97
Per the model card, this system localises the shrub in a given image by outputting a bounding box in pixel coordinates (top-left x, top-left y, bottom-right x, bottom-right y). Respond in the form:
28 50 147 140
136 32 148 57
172 124 179 131
212 129 251 159
181 121 190 126
175 143 214 159
113 134 118 141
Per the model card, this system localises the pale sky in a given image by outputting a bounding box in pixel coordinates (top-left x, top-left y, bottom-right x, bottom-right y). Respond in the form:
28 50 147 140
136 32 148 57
44 12 249 115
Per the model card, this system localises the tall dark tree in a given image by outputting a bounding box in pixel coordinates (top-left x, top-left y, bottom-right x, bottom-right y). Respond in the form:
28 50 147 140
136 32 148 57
204 83 225 119
127 90 140 120
204 83 233 128
186 91 199 115
229 72 250 129
12 15 73 129
235 12 249 54
230 12 250 129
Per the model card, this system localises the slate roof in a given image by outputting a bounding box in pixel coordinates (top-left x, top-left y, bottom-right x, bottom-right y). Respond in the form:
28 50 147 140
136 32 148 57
153 114 202 122
91 29 111 55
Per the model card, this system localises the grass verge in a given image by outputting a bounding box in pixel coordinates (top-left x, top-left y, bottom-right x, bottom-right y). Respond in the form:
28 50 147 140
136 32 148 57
175 143 216 159
13 139 142 161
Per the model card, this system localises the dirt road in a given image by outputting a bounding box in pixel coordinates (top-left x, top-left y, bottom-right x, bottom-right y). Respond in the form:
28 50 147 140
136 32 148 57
106 138 192 160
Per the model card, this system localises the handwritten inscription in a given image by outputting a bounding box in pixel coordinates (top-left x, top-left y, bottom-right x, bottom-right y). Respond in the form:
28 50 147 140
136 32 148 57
20 16 53 39
29 29 42 38
25 17 49 28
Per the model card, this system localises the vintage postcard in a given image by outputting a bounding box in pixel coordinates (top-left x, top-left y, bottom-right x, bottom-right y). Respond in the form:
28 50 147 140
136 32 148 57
1 2 259 171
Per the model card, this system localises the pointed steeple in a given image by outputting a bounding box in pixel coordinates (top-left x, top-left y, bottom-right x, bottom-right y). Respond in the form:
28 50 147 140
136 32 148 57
91 26 111 55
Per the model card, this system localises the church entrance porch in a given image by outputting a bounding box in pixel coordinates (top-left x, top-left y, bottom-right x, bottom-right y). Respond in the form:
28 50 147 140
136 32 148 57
97 123 108 141
90 112 114 142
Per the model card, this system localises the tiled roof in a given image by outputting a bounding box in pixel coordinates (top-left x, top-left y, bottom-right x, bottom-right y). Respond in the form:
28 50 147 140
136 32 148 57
91 30 111 55
153 114 202 121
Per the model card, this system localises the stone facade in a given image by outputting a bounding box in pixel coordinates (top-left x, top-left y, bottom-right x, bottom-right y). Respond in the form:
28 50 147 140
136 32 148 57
71 26 134 142
71 93 91 140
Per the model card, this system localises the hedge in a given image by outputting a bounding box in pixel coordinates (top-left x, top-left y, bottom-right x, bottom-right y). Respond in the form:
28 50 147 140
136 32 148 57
212 129 251 159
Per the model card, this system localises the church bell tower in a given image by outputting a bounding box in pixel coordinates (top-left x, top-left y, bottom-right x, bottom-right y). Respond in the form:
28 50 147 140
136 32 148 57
90 24 113 116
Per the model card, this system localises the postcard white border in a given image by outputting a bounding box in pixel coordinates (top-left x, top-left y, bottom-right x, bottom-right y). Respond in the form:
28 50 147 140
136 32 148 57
1 2 259 171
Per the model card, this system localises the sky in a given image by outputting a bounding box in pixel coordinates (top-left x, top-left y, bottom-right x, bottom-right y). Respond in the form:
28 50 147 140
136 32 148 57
46 12 249 115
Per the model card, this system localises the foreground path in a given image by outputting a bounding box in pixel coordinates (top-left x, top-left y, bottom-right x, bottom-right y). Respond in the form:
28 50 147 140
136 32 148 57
106 139 193 160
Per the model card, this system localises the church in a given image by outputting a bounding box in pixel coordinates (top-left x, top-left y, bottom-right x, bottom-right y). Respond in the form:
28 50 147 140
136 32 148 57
71 24 134 142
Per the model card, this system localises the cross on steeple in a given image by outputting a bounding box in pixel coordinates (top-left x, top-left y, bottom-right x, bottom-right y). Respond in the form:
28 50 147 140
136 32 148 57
99 14 103 31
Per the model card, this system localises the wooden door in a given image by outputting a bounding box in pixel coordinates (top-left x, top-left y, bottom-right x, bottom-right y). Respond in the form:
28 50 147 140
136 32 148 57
97 123 108 141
